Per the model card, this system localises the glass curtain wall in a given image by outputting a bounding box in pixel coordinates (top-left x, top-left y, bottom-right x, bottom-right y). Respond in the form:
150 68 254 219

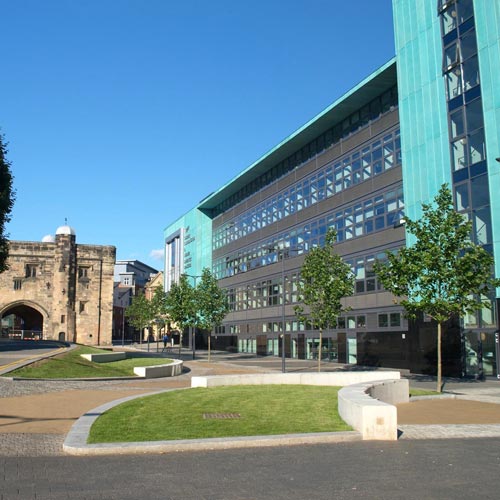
438 0 496 376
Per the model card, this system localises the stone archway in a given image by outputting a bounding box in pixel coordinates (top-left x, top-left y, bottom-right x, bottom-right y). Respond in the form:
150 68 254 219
0 301 48 340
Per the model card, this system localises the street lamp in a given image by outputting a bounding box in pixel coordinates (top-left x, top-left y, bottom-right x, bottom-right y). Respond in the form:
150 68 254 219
185 273 202 360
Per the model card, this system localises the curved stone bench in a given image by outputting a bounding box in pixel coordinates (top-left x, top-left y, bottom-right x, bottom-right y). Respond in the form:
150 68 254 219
191 371 401 388
133 359 183 378
338 379 409 441
80 352 183 378
192 371 406 441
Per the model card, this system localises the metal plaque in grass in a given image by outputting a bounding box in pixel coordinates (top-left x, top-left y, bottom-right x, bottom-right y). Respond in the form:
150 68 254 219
203 413 241 420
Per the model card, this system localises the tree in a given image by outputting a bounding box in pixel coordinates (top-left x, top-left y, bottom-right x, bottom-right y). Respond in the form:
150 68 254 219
164 274 197 356
374 184 500 392
294 229 355 372
125 293 152 344
196 267 229 362
0 133 15 273
150 284 168 333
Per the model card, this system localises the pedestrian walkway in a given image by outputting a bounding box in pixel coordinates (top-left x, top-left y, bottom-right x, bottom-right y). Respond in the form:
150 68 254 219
399 424 500 439
0 345 499 456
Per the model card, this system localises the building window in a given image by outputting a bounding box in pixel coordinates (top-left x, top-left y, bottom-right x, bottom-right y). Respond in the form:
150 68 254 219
213 128 402 251
78 266 90 280
13 279 22 290
390 313 401 327
123 277 130 286
79 302 86 313
378 314 388 327
379 313 401 328
25 264 37 278
61 315 65 324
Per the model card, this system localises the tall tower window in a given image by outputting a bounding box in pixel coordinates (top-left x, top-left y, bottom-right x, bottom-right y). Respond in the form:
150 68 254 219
25 264 37 278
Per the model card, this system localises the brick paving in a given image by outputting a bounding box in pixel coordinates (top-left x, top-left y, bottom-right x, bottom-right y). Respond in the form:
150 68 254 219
0 433 65 456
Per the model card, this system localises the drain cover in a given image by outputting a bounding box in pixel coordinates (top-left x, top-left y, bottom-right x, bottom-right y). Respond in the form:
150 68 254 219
203 413 241 420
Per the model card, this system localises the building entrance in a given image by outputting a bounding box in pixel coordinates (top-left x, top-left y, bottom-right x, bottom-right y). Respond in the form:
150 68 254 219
0 304 44 340
463 331 498 379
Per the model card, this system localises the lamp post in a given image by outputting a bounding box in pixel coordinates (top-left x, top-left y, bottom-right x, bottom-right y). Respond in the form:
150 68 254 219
185 274 202 360
121 307 125 347
277 249 286 373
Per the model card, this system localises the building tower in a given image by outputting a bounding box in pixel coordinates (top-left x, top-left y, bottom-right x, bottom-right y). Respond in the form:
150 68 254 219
52 224 77 342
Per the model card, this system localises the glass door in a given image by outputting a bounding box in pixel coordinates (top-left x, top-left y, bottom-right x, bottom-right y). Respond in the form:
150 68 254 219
347 336 357 364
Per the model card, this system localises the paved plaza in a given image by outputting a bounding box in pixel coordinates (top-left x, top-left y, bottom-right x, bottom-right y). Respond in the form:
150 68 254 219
1 342 500 457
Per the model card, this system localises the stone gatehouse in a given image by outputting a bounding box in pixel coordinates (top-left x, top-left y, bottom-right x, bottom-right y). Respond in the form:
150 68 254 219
0 225 116 345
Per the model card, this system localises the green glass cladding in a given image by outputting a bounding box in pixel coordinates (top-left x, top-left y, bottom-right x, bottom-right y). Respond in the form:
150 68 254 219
164 207 212 279
392 0 451 222
474 0 500 280
394 0 500 281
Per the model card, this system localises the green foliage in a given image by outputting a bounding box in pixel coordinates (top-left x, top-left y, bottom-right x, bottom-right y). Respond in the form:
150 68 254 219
295 229 354 371
196 267 229 331
374 184 500 323
0 133 15 273
88 385 350 443
295 228 355 331
125 293 152 331
164 274 197 332
374 184 500 391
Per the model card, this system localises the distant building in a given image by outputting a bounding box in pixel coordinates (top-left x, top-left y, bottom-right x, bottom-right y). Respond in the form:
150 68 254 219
112 259 159 342
144 271 166 341
114 260 158 288
0 225 116 345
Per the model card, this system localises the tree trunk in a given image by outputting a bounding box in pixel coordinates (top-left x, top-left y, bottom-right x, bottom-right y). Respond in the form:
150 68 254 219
208 330 212 363
437 321 442 393
318 328 323 372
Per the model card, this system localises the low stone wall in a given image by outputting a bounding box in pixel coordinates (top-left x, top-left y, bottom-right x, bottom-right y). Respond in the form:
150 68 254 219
133 360 183 378
191 371 406 441
191 371 401 388
80 352 127 363
338 379 409 440
80 352 183 378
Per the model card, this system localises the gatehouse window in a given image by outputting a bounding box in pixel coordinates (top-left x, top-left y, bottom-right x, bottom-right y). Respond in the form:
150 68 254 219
78 266 90 280
13 279 22 290
25 264 37 278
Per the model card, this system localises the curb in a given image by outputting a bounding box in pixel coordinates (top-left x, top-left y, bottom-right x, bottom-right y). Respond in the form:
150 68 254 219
63 389 361 456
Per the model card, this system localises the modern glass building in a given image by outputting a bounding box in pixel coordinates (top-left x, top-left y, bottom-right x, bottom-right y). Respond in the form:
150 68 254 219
164 0 500 378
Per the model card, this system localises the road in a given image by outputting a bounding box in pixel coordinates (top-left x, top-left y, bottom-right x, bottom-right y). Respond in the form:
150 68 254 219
0 340 64 372
1 438 499 499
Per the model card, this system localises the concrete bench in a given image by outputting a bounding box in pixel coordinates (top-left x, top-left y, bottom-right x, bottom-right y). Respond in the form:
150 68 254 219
134 359 183 378
191 371 401 388
80 352 183 378
338 379 409 440
80 352 127 363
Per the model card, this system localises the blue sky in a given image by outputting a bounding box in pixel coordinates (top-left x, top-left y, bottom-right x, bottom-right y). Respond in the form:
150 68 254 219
1 0 395 270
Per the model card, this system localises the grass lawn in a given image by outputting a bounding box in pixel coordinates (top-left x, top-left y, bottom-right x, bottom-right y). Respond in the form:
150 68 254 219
409 388 440 397
88 384 351 443
4 345 172 379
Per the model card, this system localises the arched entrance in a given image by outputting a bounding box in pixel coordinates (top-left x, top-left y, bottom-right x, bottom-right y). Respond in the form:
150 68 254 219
1 303 44 340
